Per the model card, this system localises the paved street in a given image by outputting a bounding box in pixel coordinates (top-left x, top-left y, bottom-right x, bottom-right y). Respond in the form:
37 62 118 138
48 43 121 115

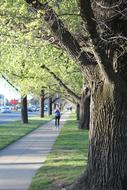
0 112 69 190
0 111 40 124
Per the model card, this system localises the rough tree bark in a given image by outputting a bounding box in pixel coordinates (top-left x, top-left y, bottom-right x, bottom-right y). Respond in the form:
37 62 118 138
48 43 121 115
67 79 127 190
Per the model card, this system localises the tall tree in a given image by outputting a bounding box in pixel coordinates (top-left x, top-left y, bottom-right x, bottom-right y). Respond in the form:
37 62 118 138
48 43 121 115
24 1 127 190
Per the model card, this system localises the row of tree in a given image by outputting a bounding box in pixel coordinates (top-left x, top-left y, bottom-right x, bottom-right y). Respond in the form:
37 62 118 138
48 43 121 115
1 0 127 189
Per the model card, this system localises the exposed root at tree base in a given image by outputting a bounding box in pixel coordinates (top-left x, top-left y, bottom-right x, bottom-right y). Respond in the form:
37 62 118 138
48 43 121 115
61 173 127 190
62 173 87 190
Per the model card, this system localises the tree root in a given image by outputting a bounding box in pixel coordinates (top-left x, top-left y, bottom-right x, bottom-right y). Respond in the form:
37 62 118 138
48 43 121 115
62 172 87 190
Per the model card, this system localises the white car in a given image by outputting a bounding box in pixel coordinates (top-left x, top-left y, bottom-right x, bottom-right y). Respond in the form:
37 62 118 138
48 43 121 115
0 107 11 113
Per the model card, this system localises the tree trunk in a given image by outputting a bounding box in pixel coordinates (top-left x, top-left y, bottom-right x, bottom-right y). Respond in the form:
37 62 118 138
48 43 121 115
40 90 44 118
21 96 28 124
54 103 57 110
48 97 52 115
76 104 80 120
68 80 127 190
79 87 90 130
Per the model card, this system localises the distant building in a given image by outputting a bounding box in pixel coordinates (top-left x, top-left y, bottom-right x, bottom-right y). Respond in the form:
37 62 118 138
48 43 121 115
10 99 18 105
0 94 4 105
0 94 8 106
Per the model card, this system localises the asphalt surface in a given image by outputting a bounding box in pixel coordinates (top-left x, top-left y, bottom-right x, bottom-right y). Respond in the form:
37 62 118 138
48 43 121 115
0 112 70 190
0 111 40 124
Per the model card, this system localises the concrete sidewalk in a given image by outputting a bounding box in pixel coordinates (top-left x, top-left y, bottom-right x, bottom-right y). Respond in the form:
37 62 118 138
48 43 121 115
0 112 70 190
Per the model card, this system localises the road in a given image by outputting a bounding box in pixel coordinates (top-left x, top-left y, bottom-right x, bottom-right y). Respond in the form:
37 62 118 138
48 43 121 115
0 111 40 124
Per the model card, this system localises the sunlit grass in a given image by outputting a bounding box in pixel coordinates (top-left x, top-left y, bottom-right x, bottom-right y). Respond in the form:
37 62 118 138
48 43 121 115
0 115 53 150
29 113 88 190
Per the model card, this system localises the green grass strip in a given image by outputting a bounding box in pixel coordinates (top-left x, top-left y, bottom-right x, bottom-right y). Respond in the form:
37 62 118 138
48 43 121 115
0 115 53 150
29 113 88 190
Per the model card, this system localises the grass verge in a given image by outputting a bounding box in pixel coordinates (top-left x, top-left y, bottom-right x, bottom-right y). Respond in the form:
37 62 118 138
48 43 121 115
0 115 53 150
29 113 88 190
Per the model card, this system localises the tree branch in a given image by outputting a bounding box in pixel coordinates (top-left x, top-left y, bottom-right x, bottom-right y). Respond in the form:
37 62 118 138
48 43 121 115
41 64 81 103
52 97 60 103
35 33 62 49
1 74 19 92
25 0 96 74
78 0 115 82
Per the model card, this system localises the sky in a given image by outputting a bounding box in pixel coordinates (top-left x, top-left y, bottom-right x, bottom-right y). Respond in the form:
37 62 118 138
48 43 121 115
0 78 21 100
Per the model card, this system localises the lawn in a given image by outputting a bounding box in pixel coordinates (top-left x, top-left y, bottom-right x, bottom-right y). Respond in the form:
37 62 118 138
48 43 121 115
29 113 88 190
0 115 53 150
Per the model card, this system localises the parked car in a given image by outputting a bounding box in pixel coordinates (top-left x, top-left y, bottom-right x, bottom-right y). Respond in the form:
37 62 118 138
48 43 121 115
27 106 38 112
0 106 11 113
36 107 40 111
27 106 34 112
44 105 48 111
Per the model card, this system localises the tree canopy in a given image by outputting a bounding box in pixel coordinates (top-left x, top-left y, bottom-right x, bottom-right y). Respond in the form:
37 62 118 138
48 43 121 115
0 0 83 100
1 1 127 190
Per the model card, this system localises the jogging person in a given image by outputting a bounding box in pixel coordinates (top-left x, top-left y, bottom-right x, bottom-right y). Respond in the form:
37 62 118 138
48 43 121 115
54 108 61 129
